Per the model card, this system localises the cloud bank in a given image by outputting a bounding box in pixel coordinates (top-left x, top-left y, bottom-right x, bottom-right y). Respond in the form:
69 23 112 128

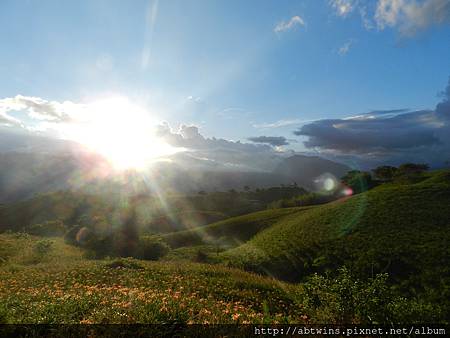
156 122 286 170
295 77 450 166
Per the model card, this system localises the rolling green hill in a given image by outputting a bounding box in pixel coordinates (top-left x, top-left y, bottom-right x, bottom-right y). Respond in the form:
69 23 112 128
161 207 311 249
220 170 450 299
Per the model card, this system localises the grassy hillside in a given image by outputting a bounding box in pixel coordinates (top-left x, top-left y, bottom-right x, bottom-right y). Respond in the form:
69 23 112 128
1 234 441 325
220 171 450 300
0 234 305 324
2 168 449 324
161 207 311 249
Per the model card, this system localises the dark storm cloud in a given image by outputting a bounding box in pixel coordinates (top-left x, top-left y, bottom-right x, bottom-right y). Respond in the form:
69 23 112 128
247 136 289 146
294 77 450 166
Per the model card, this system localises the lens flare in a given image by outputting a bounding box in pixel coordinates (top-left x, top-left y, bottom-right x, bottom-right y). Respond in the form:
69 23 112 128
314 173 338 192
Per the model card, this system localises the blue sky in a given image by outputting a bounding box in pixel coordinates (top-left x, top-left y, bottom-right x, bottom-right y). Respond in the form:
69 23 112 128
1 0 450 161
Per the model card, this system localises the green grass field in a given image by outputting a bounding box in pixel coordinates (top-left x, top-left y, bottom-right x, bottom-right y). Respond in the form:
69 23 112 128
220 171 450 286
0 234 307 324
1 170 449 324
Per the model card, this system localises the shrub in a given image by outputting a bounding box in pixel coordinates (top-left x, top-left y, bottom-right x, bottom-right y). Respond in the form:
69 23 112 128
341 171 374 194
33 239 53 256
29 239 53 263
301 267 442 324
136 236 170 261
394 163 430 183
373 166 398 182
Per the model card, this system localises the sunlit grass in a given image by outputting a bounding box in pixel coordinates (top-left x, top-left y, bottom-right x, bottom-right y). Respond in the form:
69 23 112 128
0 235 306 324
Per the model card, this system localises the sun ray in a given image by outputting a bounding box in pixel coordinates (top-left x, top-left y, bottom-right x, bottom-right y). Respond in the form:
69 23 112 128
61 97 179 170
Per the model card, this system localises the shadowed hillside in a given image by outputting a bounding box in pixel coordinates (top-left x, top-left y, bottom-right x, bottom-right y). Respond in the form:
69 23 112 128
221 171 450 296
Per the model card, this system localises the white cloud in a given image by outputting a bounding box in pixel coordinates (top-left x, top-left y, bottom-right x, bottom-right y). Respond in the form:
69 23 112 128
156 122 286 170
0 95 82 123
186 95 202 103
338 39 355 55
274 15 306 33
329 0 450 36
294 77 450 166
375 0 450 36
329 0 356 17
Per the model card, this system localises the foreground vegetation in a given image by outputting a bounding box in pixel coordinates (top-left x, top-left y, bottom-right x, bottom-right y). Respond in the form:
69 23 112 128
0 167 449 324
0 234 443 324
0 234 303 324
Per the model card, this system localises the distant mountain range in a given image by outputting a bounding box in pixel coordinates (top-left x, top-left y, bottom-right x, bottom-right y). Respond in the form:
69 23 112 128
0 153 350 204
0 128 351 203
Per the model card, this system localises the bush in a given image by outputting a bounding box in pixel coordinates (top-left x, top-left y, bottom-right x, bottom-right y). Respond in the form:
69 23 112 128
136 236 170 261
301 267 442 324
341 171 374 194
33 239 53 256
25 220 66 237
29 239 53 263
373 166 398 182
394 163 429 183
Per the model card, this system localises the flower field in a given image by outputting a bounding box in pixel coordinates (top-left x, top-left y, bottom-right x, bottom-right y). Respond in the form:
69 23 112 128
0 234 306 324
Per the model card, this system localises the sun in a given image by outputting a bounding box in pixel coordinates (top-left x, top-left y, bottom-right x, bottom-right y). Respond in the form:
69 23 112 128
65 97 178 169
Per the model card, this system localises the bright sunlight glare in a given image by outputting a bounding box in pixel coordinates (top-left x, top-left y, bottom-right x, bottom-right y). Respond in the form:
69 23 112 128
62 97 179 169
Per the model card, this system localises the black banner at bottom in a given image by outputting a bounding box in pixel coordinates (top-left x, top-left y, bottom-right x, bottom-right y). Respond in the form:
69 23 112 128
0 324 448 337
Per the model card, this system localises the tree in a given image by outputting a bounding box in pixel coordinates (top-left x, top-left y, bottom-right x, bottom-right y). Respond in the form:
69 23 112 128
341 170 374 194
394 163 429 183
397 163 429 175
372 166 398 182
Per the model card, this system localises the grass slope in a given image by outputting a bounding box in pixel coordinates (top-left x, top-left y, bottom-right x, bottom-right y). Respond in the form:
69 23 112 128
0 234 305 324
161 207 311 249
221 170 450 294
